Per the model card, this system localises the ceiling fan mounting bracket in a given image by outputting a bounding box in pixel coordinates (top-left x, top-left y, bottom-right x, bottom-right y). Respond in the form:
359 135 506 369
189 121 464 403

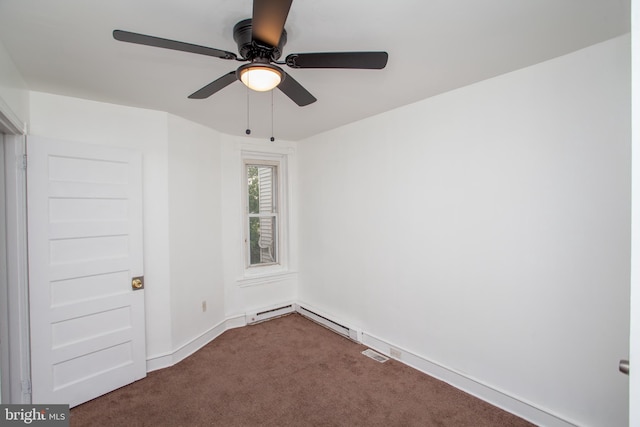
233 18 287 62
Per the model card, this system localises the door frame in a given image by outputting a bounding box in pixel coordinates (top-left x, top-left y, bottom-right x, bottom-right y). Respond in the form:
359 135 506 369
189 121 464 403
630 0 639 424
0 103 31 404
1 132 8 401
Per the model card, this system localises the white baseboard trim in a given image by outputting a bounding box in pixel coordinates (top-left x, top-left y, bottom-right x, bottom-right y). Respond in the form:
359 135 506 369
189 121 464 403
146 314 246 372
146 351 172 373
361 332 578 427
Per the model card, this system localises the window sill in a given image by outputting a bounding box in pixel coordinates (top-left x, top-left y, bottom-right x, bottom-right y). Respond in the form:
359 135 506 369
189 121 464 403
236 270 297 288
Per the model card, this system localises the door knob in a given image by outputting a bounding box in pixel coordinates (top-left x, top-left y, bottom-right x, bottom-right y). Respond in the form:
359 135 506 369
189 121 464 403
619 359 629 375
131 276 144 290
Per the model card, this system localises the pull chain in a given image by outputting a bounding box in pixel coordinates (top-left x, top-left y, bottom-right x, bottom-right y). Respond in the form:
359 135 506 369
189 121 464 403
245 85 251 135
270 90 275 142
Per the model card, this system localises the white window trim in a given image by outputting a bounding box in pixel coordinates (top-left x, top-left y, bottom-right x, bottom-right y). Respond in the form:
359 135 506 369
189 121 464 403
240 150 290 283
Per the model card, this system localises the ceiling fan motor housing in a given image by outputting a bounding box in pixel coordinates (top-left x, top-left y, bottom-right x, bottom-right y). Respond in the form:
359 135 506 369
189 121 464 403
233 18 287 61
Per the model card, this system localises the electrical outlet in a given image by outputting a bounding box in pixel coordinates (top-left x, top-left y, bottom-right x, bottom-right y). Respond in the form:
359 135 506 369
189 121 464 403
390 347 402 359
202 301 207 312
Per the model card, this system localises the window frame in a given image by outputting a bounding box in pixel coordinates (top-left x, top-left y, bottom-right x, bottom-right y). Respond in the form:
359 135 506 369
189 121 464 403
242 154 288 274
245 161 279 267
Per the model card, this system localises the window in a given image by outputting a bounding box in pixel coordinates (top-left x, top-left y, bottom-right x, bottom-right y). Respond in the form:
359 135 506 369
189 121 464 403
245 160 279 267
239 148 292 284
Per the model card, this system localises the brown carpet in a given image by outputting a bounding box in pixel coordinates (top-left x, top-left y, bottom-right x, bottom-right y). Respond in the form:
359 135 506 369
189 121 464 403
70 313 534 426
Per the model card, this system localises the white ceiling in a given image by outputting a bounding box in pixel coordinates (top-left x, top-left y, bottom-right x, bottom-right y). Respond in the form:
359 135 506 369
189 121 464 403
0 0 630 141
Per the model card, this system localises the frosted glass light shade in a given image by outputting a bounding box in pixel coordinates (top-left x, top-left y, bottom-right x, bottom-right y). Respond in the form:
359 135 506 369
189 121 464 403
239 65 283 92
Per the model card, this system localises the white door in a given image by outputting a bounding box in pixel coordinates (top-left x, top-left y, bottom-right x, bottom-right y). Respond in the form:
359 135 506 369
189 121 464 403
27 136 146 407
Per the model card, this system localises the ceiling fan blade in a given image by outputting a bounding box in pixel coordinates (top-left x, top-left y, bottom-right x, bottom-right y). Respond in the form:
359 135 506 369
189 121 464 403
251 0 293 47
113 30 237 60
286 52 388 69
277 72 316 106
188 71 238 99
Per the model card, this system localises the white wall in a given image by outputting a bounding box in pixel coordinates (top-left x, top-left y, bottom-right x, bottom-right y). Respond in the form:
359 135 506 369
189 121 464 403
297 35 631 427
0 40 28 131
28 92 174 360
167 114 225 349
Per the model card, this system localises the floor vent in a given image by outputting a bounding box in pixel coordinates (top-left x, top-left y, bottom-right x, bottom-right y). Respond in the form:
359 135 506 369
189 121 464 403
362 349 389 363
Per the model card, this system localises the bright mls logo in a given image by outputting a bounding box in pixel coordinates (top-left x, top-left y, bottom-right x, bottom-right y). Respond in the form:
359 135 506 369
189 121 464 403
1 405 69 426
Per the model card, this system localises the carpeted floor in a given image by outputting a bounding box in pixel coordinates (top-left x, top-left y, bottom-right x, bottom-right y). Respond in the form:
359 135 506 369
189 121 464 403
70 313 535 426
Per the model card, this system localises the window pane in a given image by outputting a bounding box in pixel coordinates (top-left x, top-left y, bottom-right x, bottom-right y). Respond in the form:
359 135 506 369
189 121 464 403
247 165 275 215
249 216 277 265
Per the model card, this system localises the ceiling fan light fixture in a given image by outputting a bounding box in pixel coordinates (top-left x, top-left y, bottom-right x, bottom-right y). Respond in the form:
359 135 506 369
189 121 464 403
238 63 284 92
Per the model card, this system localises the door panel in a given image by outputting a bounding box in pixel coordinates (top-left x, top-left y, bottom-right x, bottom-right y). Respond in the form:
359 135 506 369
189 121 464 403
27 136 145 407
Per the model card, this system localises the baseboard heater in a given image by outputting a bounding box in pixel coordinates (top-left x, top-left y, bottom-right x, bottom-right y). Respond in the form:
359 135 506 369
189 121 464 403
246 304 294 324
296 305 359 342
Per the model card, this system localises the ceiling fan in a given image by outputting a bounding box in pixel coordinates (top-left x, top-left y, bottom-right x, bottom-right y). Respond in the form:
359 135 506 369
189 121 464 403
113 0 388 107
